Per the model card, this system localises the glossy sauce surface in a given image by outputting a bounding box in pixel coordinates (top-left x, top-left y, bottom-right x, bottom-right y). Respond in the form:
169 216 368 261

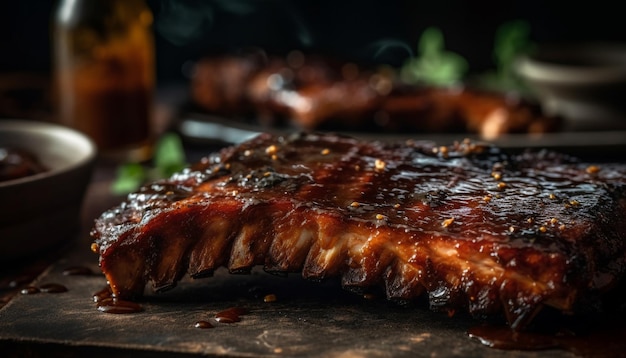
469 315 626 357
93 286 113 303
214 306 249 323
191 307 249 328
114 133 621 249
19 286 40 295
93 286 143 314
39 283 68 293
97 298 144 314
20 283 67 294
194 320 214 329
0 147 48 182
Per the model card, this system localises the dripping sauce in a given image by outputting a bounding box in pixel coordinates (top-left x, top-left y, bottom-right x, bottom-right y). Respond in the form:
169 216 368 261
468 315 626 357
194 320 214 329
93 286 143 314
214 306 249 323
96 298 143 314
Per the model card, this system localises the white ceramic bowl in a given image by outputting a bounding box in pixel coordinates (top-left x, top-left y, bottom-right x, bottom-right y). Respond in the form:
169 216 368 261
0 119 97 263
515 42 626 130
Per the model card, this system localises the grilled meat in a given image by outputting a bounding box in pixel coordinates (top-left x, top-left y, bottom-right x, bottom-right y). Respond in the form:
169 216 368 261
190 52 561 137
91 132 626 329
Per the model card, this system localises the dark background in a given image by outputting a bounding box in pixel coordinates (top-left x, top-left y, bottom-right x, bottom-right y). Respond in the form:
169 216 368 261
1 0 625 83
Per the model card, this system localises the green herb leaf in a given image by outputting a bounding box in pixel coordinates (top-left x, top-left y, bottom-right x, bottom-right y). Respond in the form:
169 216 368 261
494 20 533 78
475 20 534 92
400 27 468 86
111 163 146 195
110 132 188 195
154 132 187 176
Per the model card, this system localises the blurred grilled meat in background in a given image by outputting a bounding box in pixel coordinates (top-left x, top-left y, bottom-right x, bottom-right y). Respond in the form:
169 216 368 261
189 51 562 139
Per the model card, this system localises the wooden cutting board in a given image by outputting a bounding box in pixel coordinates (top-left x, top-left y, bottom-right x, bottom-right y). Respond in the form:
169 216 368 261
0 241 581 358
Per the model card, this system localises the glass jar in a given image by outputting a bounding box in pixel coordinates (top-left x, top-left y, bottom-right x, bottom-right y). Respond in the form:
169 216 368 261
53 0 155 162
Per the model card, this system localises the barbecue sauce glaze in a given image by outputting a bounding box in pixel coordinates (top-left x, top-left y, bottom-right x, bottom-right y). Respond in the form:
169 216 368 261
468 314 626 357
0 147 47 182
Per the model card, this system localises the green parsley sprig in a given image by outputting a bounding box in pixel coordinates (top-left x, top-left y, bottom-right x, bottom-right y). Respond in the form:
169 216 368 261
475 20 534 92
111 132 187 195
400 27 468 86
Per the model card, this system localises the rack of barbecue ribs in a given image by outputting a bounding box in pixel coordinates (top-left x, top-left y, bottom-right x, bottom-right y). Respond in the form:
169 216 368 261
91 132 626 330
190 52 561 139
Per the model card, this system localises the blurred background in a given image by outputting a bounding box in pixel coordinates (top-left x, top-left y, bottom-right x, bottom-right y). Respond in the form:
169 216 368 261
1 0 626 139
3 0 626 83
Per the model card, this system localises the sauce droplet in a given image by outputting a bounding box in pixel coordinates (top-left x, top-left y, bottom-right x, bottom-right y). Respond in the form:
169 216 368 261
20 286 40 295
214 314 239 324
97 298 143 314
62 266 94 276
39 283 68 293
468 324 558 351
93 286 113 303
263 294 277 303
214 306 248 323
194 320 214 329
468 316 626 356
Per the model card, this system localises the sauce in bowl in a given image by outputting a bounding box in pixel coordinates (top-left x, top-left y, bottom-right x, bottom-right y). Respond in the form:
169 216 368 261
0 147 48 182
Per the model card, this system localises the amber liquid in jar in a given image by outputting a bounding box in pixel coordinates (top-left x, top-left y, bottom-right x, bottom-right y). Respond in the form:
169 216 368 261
53 0 155 162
